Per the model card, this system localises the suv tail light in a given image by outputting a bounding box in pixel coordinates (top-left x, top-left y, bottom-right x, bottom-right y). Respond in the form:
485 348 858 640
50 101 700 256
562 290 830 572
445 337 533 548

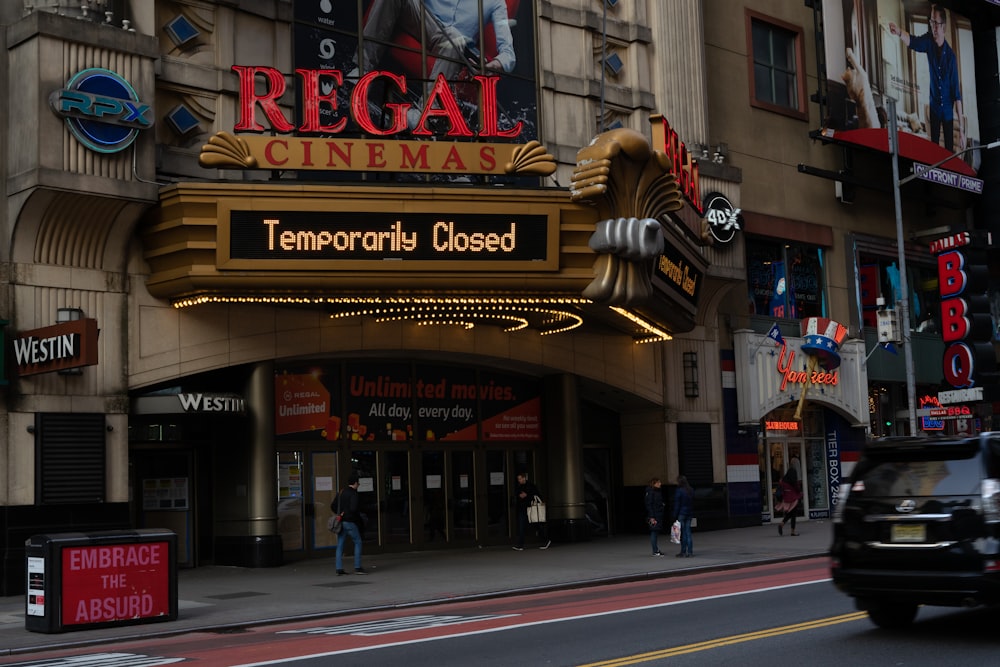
982 478 1000 522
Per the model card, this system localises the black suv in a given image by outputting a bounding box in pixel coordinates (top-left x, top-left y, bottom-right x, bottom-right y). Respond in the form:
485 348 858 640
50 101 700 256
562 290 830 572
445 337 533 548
830 433 1000 628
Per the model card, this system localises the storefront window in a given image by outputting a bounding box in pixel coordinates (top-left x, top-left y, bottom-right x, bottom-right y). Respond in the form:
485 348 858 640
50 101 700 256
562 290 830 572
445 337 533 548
858 252 939 332
746 238 825 319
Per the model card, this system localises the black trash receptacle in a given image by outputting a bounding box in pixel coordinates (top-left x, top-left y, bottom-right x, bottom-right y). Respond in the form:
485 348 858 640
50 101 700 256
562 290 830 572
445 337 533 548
25 529 177 634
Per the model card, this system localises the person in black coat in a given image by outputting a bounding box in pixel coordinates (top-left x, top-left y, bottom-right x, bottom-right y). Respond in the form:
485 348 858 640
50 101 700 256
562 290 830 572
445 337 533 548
513 471 550 550
673 475 694 557
332 473 367 575
644 477 666 556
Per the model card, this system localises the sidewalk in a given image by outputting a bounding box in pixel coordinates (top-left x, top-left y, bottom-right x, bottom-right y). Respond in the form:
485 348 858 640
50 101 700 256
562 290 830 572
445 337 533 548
0 522 831 656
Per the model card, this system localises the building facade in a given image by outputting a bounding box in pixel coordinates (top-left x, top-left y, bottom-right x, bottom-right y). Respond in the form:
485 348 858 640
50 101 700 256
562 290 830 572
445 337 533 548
1 0 997 596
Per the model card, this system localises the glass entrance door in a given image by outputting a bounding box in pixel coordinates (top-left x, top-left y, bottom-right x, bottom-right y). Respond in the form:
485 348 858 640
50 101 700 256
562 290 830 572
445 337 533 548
450 450 475 542
383 450 411 545
485 450 509 542
766 440 803 518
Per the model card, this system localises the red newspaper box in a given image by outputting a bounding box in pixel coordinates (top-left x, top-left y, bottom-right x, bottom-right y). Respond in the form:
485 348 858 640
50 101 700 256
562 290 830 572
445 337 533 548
25 529 177 633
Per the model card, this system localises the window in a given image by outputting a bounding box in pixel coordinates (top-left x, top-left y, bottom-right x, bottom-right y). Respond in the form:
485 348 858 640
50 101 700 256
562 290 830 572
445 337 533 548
857 252 939 334
746 11 808 120
746 238 826 320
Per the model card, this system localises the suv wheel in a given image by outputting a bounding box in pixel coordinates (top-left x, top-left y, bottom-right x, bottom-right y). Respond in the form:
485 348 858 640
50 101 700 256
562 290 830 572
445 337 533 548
864 601 918 629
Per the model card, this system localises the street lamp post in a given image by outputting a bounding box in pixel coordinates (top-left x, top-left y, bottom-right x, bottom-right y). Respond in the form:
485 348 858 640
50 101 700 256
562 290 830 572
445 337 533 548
887 102 918 435
887 102 1000 436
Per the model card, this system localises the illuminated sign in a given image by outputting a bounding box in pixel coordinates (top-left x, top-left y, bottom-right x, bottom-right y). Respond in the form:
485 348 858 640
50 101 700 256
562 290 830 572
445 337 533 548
702 192 742 244
653 242 702 308
61 542 172 626
775 344 840 391
765 420 799 431
202 66 555 176
233 67 520 139
650 115 703 214
13 318 99 376
225 210 548 265
49 68 151 153
934 231 996 389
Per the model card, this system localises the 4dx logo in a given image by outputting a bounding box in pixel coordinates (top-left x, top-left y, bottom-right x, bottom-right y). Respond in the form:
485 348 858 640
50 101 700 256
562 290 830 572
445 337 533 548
702 192 742 244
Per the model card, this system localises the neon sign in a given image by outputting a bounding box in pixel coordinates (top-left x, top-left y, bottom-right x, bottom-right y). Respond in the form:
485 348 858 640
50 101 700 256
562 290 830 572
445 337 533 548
775 344 840 391
650 115 703 214
232 67 520 139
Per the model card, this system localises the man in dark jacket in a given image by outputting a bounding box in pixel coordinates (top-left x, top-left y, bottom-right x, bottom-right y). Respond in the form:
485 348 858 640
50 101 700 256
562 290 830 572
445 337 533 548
644 477 665 556
333 473 367 575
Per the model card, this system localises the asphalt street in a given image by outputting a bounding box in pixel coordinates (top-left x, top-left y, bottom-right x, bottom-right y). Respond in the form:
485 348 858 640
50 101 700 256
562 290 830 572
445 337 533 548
0 521 830 656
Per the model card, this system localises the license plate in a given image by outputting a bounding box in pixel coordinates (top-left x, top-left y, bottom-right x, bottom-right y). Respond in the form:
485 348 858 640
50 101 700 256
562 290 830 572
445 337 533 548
890 523 926 543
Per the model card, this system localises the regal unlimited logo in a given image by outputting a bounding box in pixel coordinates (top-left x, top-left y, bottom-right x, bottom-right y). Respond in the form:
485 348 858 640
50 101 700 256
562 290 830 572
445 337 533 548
49 68 152 153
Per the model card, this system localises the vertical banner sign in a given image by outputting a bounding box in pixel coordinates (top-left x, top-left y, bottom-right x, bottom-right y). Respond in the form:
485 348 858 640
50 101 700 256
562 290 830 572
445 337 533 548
827 429 841 516
933 233 996 388
61 542 171 626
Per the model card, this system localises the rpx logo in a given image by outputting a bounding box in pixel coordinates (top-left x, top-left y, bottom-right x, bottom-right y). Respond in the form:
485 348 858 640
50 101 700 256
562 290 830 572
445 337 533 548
52 90 151 128
49 68 153 154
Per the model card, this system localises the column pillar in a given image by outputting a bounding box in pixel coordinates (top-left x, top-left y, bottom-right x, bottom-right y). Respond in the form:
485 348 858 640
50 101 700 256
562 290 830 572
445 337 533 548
544 374 589 542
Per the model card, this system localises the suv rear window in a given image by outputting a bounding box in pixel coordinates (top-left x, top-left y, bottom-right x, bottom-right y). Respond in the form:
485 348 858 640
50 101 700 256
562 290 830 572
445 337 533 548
854 441 983 497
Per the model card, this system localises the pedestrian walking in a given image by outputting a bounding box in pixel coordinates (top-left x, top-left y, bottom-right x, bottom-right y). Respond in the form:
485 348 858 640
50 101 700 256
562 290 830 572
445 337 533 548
513 471 550 550
673 475 694 557
775 463 802 536
644 477 666 556
333 473 368 575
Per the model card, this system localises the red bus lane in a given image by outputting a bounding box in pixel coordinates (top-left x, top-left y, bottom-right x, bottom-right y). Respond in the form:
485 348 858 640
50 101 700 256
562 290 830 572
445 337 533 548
0 558 831 667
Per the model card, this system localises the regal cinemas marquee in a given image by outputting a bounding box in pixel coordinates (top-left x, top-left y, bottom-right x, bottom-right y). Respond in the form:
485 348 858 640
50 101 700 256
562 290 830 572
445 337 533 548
141 65 711 339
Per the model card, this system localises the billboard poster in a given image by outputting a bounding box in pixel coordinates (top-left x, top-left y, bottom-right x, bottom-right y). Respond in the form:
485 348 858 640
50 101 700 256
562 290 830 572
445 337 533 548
345 362 414 440
820 1 980 174
275 367 339 439
480 371 541 441
414 365 478 441
293 0 538 183
61 542 172 626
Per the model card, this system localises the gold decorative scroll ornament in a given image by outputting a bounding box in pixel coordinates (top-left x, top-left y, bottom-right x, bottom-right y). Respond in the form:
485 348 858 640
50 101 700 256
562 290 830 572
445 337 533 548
569 129 684 305
198 132 556 176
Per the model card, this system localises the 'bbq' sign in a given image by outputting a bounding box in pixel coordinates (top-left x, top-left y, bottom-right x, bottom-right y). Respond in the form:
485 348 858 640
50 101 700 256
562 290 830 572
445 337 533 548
932 232 997 389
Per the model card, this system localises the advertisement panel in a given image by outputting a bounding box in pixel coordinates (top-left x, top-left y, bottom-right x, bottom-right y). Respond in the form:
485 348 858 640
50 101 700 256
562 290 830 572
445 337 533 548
480 371 541 441
293 0 538 183
60 542 172 626
275 368 338 438
820 1 981 173
275 363 543 441
414 365 478 441
345 362 415 440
